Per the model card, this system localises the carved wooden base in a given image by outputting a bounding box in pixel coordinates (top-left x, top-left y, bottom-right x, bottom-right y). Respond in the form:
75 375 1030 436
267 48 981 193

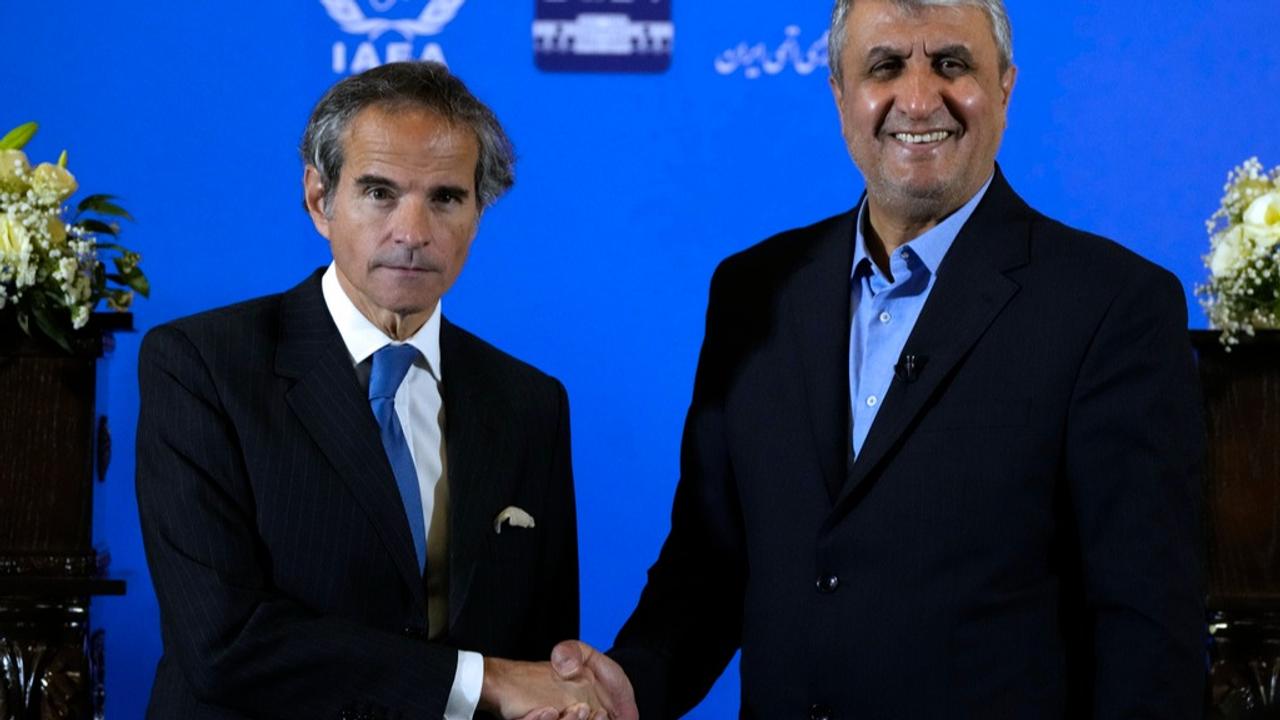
1209 609 1280 719
1 315 129 720
0 599 102 720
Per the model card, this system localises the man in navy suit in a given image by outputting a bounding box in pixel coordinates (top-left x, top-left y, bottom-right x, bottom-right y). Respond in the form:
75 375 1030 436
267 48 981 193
137 62 622 720
553 0 1206 717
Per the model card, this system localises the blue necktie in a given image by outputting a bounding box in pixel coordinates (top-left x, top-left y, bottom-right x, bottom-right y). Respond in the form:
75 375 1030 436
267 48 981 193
369 344 427 573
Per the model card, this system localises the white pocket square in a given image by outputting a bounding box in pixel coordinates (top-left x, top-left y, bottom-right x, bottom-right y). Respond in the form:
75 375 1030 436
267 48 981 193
493 506 536 534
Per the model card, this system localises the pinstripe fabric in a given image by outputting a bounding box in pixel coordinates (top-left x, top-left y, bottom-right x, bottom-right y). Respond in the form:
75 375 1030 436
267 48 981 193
137 269 580 720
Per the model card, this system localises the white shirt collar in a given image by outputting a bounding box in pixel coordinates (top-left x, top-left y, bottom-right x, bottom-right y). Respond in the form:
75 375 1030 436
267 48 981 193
320 262 443 381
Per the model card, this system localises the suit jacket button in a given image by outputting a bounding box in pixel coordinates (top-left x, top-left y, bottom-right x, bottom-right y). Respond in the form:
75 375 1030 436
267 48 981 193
816 574 840 594
809 703 834 720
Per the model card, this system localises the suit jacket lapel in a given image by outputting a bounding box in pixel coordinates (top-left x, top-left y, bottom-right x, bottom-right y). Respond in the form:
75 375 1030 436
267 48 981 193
784 212 857 503
275 269 428 610
439 319 505 631
834 170 1032 513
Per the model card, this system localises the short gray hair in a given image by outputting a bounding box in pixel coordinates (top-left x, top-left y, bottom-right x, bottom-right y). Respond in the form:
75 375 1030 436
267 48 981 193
300 61 515 214
828 0 1013 85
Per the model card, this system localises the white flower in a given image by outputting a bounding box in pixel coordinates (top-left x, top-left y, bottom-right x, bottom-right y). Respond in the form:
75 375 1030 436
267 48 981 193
29 162 77 204
71 304 89 329
57 256 78 282
45 215 66 246
0 212 31 260
1243 191 1280 250
1211 225 1248 278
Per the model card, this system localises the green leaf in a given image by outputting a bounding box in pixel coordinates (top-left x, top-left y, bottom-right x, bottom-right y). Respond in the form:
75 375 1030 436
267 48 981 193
78 195 133 221
30 303 71 352
92 240 124 252
128 271 150 297
78 219 119 236
16 311 30 336
0 122 37 150
107 269 150 298
76 193 116 211
106 289 133 312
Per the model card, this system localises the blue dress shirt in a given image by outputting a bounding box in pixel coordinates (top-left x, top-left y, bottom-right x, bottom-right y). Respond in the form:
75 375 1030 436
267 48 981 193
849 176 993 456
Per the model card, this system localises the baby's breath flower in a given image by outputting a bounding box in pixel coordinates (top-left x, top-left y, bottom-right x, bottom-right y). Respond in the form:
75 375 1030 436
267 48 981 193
1197 158 1280 347
70 304 89 330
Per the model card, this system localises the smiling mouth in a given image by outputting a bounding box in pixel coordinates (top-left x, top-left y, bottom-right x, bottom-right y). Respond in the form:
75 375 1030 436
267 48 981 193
891 131 955 144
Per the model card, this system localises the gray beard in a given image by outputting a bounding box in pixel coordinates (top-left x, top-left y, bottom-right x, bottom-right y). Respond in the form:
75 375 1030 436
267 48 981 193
865 177 966 227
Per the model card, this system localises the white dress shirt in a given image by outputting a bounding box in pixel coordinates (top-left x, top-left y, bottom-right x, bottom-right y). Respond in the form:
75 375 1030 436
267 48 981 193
321 263 483 719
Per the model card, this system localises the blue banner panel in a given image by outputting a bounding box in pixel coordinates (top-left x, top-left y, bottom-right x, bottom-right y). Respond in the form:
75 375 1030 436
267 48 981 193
534 0 673 72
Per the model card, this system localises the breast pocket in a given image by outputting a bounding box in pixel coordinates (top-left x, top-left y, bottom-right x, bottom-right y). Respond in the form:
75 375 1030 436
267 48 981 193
487 522 539 558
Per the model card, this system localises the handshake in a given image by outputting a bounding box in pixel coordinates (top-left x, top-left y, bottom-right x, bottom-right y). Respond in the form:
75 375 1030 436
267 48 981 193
478 641 639 720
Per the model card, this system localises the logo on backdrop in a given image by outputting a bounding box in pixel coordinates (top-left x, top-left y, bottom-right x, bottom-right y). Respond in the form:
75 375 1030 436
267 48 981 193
321 0 465 75
714 25 828 79
534 0 673 73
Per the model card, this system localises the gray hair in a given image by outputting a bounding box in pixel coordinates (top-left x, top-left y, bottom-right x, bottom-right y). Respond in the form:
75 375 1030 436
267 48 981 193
300 61 515 214
828 0 1013 85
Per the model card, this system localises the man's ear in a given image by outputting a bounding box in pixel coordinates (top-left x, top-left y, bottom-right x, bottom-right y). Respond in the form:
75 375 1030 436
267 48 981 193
999 64 1017 110
303 165 330 239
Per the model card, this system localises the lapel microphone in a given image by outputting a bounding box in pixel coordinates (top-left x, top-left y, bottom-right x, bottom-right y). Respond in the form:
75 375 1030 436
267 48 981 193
894 354 927 383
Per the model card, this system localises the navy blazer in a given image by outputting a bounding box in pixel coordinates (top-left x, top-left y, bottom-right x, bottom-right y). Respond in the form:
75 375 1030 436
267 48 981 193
611 169 1205 719
136 269 578 719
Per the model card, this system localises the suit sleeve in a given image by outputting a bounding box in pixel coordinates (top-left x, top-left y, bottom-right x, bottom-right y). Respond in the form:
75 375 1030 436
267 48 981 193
136 324 459 720
532 380 581 652
1063 267 1206 718
609 262 749 718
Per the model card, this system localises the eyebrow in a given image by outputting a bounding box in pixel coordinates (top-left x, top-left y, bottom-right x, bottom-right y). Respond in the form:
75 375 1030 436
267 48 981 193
431 184 471 199
354 173 400 190
865 45 910 64
353 174 472 198
864 43 978 66
925 44 977 65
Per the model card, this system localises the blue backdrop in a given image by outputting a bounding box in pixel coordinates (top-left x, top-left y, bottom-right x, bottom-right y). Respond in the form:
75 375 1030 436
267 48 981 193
5 2 1279 716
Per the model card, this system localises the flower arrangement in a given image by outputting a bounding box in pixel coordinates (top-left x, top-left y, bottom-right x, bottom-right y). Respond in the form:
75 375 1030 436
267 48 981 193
1197 158 1280 347
0 122 146 351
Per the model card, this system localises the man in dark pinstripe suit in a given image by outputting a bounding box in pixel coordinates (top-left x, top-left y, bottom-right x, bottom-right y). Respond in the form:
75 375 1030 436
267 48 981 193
137 63 625 720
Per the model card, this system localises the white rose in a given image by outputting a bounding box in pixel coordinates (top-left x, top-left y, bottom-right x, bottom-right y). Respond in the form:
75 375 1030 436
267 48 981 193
1243 191 1280 250
46 215 67 245
0 213 31 259
1210 224 1247 278
30 162 77 203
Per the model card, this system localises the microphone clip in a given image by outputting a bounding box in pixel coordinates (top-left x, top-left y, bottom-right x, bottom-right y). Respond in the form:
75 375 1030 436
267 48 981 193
894 353 926 383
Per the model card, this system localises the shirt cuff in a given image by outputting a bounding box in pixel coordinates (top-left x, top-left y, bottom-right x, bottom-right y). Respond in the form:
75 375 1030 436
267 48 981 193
444 650 484 720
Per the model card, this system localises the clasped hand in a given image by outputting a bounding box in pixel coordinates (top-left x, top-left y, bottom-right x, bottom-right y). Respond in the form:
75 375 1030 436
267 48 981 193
479 640 637 720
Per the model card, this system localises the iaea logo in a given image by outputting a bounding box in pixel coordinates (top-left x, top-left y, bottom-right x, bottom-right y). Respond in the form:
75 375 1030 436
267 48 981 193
321 0 465 74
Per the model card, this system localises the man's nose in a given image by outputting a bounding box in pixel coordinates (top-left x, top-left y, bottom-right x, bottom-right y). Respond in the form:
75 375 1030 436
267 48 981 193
897 65 945 119
389 197 432 246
